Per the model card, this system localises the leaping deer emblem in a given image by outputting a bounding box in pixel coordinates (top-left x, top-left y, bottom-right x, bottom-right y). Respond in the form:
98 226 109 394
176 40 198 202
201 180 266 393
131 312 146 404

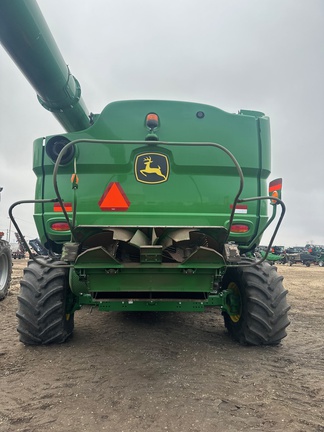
140 156 166 179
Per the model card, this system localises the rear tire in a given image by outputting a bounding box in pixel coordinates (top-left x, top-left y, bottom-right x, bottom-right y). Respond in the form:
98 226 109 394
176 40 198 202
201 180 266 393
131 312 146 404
222 258 290 345
16 257 74 345
0 240 12 300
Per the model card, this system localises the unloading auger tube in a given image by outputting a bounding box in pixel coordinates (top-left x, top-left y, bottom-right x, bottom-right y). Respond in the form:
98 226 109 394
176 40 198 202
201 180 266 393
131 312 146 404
8 139 285 270
0 0 90 132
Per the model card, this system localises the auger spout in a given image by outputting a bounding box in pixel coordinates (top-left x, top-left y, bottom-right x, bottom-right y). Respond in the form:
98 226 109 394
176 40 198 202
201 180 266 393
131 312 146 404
0 0 90 132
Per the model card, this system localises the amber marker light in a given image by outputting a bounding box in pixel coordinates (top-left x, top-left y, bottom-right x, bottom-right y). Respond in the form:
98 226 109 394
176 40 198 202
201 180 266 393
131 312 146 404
146 113 159 129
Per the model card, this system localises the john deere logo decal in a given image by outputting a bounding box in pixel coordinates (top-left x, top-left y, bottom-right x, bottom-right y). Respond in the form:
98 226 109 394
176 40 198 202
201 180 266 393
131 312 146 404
135 153 169 184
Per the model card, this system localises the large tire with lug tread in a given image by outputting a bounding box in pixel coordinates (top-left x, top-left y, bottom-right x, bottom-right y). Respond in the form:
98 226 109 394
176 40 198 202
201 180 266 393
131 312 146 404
0 240 12 300
16 257 74 345
221 258 290 345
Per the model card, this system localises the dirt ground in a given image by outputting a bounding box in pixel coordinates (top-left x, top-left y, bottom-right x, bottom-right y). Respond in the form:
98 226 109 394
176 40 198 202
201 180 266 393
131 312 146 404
0 259 323 432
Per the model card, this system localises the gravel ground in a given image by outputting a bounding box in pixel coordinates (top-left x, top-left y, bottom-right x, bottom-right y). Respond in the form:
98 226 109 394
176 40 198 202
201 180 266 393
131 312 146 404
0 260 323 432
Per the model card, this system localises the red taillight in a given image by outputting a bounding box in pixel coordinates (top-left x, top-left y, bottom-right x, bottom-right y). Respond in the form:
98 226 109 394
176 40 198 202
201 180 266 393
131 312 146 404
230 224 249 233
51 222 70 231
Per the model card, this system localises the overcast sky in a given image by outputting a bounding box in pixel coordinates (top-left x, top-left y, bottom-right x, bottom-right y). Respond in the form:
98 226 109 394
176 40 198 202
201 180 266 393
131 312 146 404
0 0 323 247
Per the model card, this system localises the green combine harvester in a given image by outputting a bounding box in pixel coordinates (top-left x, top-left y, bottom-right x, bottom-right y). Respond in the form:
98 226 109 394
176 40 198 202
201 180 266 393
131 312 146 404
0 0 290 346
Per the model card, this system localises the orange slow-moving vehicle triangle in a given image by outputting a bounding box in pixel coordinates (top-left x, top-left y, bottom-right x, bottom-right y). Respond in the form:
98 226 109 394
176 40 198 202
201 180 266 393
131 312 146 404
98 182 130 211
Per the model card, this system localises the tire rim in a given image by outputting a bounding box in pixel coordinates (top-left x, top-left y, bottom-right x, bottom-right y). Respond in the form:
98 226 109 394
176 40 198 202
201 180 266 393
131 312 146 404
0 252 9 291
227 281 241 323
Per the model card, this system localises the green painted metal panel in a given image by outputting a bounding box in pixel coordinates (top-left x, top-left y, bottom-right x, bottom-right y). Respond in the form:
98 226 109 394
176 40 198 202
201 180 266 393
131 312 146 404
78 296 212 312
70 267 215 295
32 100 271 248
76 292 231 313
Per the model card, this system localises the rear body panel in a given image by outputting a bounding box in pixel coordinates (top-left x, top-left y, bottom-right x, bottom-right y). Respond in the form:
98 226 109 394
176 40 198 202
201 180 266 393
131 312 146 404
33 100 271 249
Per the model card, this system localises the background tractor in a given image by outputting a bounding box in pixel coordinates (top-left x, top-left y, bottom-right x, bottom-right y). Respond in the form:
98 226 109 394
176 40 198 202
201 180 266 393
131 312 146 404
254 245 285 265
0 0 290 346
